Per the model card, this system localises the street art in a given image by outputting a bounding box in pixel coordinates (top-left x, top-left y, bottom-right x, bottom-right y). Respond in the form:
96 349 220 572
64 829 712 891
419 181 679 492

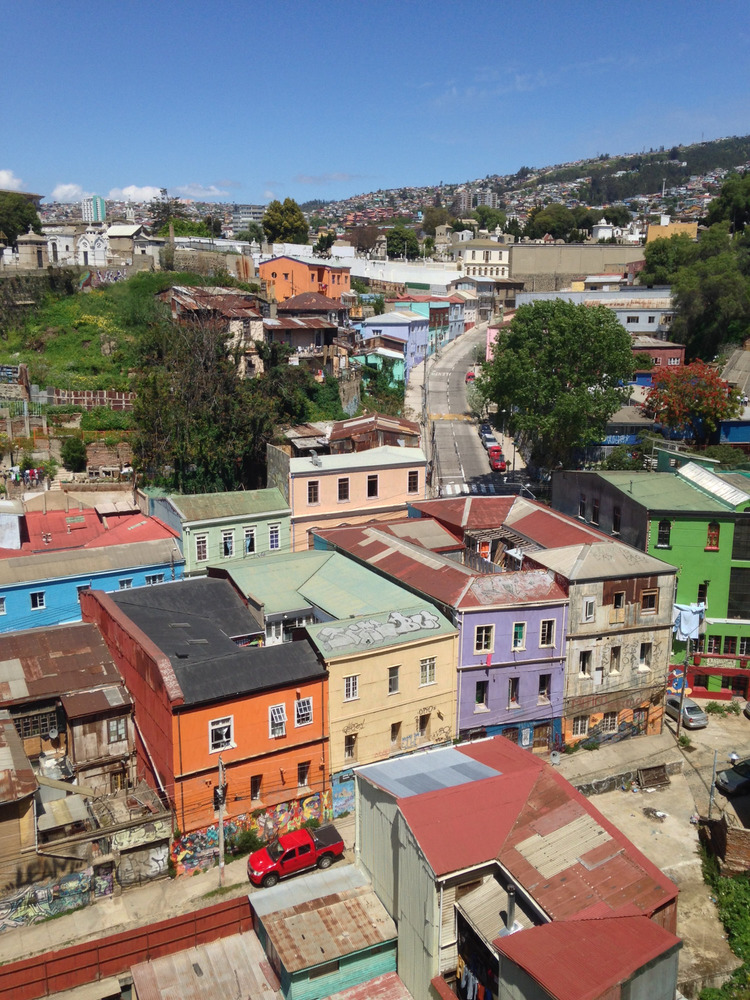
315 609 441 653
170 789 333 876
111 817 171 851
0 867 107 934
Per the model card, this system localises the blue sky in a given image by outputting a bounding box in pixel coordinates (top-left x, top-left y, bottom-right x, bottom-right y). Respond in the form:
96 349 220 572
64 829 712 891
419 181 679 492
3 0 749 205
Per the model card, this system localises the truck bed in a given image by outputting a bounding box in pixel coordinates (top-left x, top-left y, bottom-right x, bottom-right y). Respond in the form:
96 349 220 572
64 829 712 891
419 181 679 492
312 824 343 850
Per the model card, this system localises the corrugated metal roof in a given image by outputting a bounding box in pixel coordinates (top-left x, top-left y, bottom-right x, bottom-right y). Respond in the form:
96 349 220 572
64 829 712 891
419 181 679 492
325 971 414 1000
328 413 420 442
678 461 750 507
278 291 343 311
356 746 501 800
307 604 456 660
0 508 176 556
494 915 681 1000
166 487 289 523
264 316 336 330
597 470 731 512
0 536 184 585
528 541 675 582
259 884 396 973
60 684 130 720
0 711 36 804
37 792 89 831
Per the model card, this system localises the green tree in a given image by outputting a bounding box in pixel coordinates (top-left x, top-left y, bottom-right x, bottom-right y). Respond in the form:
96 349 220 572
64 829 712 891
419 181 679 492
204 214 223 238
262 198 309 245
0 193 42 247
157 218 211 238
235 222 265 243
601 204 631 227
422 236 435 257
706 172 750 231
60 436 88 472
640 233 696 285
641 360 741 445
386 225 420 259
313 231 336 254
147 197 187 233
524 204 575 241
477 300 635 468
472 206 506 232
421 206 451 237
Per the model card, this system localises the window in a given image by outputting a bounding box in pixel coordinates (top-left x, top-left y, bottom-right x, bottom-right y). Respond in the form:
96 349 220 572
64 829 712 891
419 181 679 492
297 761 310 788
13 709 57 739
209 717 233 752
269 523 280 550
295 697 313 727
540 620 555 647
512 622 526 650
408 470 419 494
612 506 621 534
388 666 400 695
578 494 586 518
707 635 721 653
538 674 550 703
579 650 592 677
657 520 671 548
367 474 379 498
344 675 359 701
222 530 234 558
195 534 208 562
706 522 720 550
244 527 256 554
344 734 357 760
337 477 350 502
0 597 5 615
732 521 750 560
418 713 430 737
390 722 401 748
474 624 494 653
610 646 621 674
697 582 708 605
572 715 589 737
307 480 320 505
668 356 680 365
108 717 127 743
508 677 519 707
602 712 618 733
648 315 656 324
724 636 737 655
626 315 638 324
30 591 45 610
251 775 262 801
740 637 750 656
591 498 599 525
475 680 489 709
145 574 164 586
641 590 658 614
613 591 624 610
420 657 436 685
269 704 287 738
118 579 133 590
639 642 652 670
582 597 595 622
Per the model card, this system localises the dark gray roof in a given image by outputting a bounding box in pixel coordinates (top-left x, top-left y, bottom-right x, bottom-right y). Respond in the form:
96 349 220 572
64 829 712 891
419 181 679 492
109 578 324 706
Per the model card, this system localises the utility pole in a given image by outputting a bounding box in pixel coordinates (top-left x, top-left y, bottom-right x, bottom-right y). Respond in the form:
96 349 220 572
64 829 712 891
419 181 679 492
217 755 226 886
675 642 690 739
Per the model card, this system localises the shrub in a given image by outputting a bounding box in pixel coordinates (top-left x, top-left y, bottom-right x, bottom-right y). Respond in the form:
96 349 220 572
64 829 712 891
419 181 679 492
705 701 727 716
728 700 742 715
302 818 321 830
60 436 88 472
678 734 692 748
226 828 262 856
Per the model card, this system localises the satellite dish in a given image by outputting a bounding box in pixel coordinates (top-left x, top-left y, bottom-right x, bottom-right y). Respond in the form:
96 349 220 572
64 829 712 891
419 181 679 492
549 750 561 766
48 727 59 741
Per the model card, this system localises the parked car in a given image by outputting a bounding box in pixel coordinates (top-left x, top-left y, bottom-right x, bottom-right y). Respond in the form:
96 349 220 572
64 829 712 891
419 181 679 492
247 824 344 887
743 701 750 720
465 371 476 383
664 695 708 729
490 453 507 472
483 435 499 452
716 757 750 797
479 423 492 439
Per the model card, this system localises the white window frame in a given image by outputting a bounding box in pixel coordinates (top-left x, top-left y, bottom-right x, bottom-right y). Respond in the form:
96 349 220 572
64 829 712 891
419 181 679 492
512 622 526 650
209 716 234 753
295 697 313 727
145 574 164 586
572 715 589 737
582 597 596 623
107 717 127 744
0 596 6 615
269 704 287 737
344 675 359 701
269 523 280 550
539 620 555 647
119 579 133 590
474 624 494 654
307 480 320 506
244 527 256 554
419 657 436 686
222 529 234 558
195 533 208 562
388 665 400 695
602 711 618 734
30 591 46 610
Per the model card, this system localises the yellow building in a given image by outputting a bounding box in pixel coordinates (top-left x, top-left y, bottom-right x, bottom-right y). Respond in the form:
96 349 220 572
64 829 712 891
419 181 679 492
646 221 698 243
307 606 458 814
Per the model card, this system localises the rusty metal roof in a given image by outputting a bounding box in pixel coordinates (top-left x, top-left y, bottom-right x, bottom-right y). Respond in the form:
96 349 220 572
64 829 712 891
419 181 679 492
0 622 123 705
258 884 396 973
328 413 420 442
60 684 131 720
159 285 262 320
325 972 414 1000
278 291 343 311
263 316 336 330
0 710 36 804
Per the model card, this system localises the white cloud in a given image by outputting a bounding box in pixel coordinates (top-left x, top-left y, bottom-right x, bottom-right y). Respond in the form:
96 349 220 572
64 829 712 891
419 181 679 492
107 184 162 203
173 182 229 199
0 169 24 192
51 183 92 203
263 189 275 200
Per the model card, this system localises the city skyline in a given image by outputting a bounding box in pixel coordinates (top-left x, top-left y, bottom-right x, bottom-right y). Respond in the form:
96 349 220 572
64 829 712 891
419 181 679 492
3 0 749 205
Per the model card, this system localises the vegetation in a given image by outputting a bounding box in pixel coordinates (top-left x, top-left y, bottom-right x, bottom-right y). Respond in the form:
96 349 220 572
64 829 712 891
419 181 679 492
360 358 404 416
477 300 635 468
235 222 264 244
386 224 420 259
60 436 88 472
700 849 750 999
642 361 741 445
0 191 42 247
262 198 309 245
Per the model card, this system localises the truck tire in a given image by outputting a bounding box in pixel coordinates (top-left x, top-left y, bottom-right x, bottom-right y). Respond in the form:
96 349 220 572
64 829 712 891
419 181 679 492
317 853 333 870
262 873 279 888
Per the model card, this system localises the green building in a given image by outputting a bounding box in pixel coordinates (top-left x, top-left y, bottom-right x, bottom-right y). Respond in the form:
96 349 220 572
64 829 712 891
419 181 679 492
141 487 291 575
552 462 750 701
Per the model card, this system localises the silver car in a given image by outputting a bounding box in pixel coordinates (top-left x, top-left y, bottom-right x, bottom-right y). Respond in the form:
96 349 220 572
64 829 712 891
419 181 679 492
664 695 708 729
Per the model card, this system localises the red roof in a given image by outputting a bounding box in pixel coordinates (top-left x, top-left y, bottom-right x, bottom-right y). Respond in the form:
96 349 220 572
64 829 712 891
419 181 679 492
0 509 178 557
278 291 343 312
507 507 611 549
411 497 516 531
494 916 681 1000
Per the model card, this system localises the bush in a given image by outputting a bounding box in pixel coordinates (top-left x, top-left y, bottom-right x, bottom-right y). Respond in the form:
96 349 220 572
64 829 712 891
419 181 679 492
226 828 262 856
728 700 742 715
705 701 728 715
302 818 321 831
678 734 692 748
60 436 88 472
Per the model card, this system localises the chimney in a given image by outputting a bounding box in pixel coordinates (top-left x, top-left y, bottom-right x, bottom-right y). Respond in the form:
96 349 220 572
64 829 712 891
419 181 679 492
506 886 516 929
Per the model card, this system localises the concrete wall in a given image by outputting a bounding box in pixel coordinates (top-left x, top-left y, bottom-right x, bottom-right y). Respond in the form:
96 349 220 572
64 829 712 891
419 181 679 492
509 244 645 292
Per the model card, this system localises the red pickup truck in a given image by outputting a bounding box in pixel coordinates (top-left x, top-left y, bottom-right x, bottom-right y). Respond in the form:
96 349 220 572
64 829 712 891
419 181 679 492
247 824 345 887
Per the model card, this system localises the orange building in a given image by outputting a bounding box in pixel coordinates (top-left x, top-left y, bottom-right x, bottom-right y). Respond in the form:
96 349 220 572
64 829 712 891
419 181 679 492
81 577 329 835
258 255 351 302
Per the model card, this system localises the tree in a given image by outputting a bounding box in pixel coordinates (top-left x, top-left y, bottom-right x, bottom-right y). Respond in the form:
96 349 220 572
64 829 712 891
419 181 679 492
157 218 211 238
349 226 379 252
524 204 575 241
477 300 635 468
472 206 506 232
601 204 631 227
706 172 750 231
60 436 88 473
640 233 696 285
421 206 451 237
235 222 265 244
147 197 187 233
0 192 42 247
313 231 336 254
262 198 309 245
386 225 420 259
422 236 435 257
204 214 223 238
641 361 741 445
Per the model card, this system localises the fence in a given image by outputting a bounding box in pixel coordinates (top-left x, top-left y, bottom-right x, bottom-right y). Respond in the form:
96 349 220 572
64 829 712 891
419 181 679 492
0 895 252 1000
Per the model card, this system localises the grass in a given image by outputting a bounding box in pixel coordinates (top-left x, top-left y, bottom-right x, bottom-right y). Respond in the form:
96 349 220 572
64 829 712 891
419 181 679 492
699 847 750 998
202 881 247 900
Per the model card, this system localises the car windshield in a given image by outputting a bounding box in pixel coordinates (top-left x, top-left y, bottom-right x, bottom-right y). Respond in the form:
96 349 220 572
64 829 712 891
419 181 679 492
734 762 750 778
685 707 704 715
267 839 283 861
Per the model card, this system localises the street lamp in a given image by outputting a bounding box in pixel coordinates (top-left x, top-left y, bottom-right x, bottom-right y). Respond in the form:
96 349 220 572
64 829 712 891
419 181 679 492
501 409 507 438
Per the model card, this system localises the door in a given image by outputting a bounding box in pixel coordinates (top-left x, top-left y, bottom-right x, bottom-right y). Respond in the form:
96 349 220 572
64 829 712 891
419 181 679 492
533 723 551 752
632 708 648 734
503 727 520 744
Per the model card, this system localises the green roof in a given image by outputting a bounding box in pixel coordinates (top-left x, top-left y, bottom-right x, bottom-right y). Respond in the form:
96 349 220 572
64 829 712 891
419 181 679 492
224 550 419 619
168 488 289 522
597 471 731 513
307 605 455 660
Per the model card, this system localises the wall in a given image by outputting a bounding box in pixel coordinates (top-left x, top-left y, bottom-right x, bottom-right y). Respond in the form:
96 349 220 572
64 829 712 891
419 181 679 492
266 444 292 503
396 813 440 1000
285 941 397 1000
509 243 645 282
52 388 135 411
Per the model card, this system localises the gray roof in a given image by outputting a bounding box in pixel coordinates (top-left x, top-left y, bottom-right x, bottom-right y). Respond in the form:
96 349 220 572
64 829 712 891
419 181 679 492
529 541 675 582
0 537 184 587
108 578 324 706
356 745 501 799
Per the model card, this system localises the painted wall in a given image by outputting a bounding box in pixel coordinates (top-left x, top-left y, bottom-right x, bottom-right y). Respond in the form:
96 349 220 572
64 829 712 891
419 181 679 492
281 941 397 1000
259 258 350 302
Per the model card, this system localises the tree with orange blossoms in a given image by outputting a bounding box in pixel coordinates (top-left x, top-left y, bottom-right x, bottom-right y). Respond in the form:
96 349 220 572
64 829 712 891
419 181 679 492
641 361 741 445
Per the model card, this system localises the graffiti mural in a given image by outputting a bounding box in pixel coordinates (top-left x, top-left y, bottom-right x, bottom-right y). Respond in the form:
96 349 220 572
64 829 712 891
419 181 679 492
0 866 109 934
332 770 355 817
111 817 171 852
315 609 441 653
170 789 333 876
